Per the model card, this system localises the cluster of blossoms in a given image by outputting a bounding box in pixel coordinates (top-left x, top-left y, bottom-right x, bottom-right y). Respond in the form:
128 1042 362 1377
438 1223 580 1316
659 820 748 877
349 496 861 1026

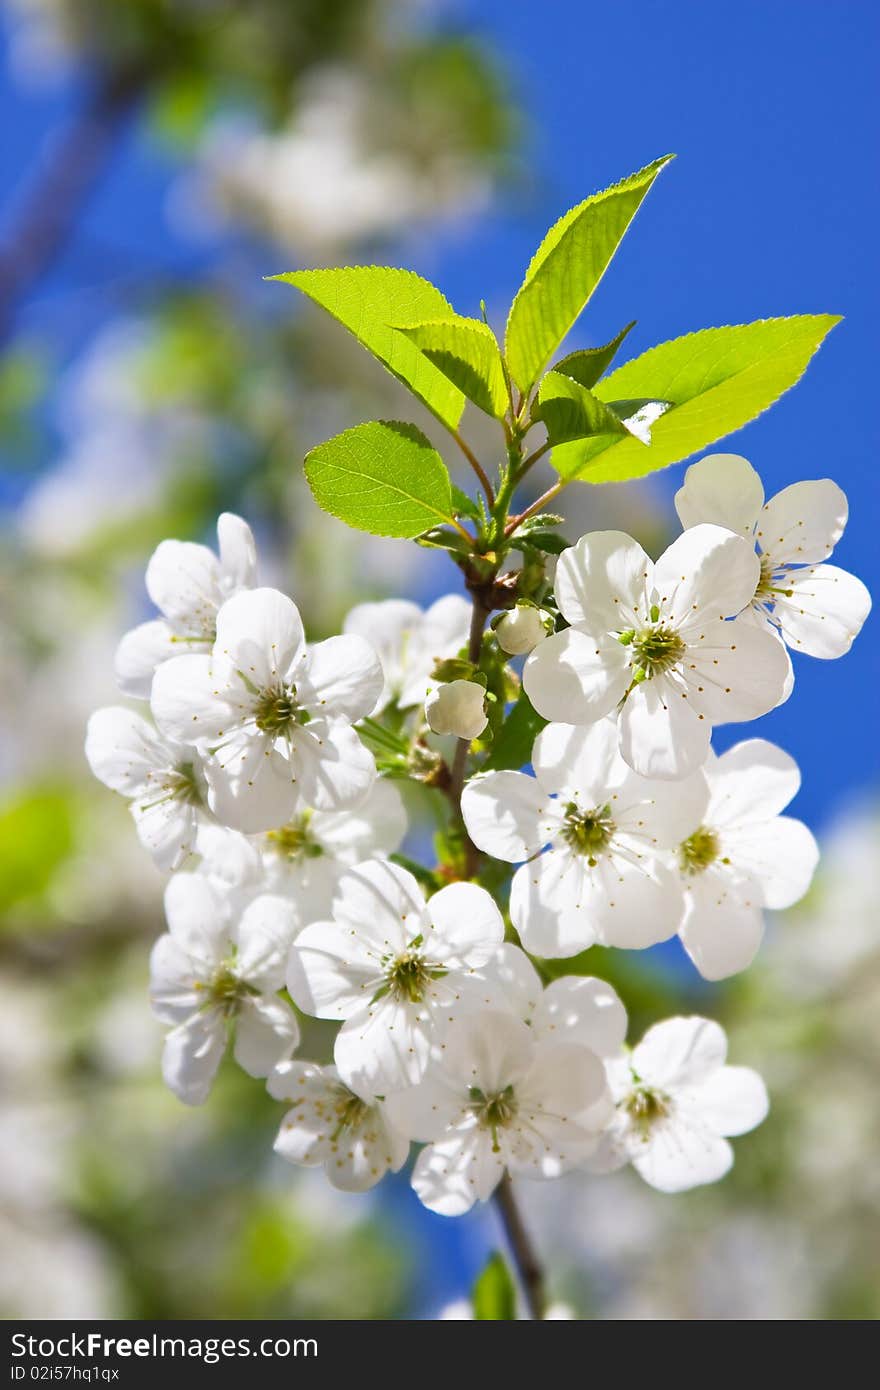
86 451 869 1215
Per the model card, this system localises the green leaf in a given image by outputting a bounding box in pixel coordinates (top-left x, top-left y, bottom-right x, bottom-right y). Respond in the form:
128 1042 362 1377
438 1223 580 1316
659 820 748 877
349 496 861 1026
270 267 464 429
552 320 636 389
532 370 633 445
482 689 548 772
516 529 570 556
395 316 508 418
304 420 457 538
472 1253 517 1321
505 156 674 391
450 484 482 521
552 314 841 483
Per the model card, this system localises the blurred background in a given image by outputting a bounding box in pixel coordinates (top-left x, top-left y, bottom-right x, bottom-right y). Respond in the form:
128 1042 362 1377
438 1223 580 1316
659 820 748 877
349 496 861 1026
1 0 877 1320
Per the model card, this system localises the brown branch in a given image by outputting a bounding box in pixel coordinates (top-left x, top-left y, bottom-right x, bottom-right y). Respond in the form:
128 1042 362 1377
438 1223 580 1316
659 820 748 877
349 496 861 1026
0 63 149 345
493 1172 547 1319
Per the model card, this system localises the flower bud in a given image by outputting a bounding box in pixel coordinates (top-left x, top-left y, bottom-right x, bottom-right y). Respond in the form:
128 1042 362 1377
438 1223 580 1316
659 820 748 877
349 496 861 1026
495 603 550 656
425 679 488 740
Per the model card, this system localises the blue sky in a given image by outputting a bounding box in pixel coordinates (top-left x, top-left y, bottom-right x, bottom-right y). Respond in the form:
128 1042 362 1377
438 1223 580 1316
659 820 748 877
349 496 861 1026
2 2 876 834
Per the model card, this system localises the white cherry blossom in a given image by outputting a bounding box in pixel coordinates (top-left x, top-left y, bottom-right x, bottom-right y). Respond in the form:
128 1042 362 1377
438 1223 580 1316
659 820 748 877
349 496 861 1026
494 604 551 656
268 1059 409 1192
385 1009 611 1215
285 859 505 1094
523 525 791 779
196 778 408 924
85 705 211 870
675 454 871 660
150 873 299 1105
672 738 819 980
115 512 257 699
587 1016 768 1193
343 594 471 712
486 943 628 1058
425 679 488 741
462 719 708 956
151 587 382 832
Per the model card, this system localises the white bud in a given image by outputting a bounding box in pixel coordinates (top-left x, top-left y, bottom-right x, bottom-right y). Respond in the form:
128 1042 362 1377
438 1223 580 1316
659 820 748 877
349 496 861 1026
495 603 549 656
425 680 488 740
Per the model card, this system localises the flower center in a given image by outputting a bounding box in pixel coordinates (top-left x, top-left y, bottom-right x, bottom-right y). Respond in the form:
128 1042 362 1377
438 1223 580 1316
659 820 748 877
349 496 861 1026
470 1084 518 1152
754 552 795 605
381 938 447 1004
624 1085 670 1137
265 814 323 861
678 825 721 875
253 684 309 733
330 1089 369 1142
169 760 203 805
562 802 616 865
201 963 256 1018
625 622 687 680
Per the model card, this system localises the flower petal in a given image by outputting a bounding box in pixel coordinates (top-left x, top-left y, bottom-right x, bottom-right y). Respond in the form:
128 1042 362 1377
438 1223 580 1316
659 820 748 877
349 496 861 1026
590 858 685 950
758 479 848 565
439 1009 536 1094
286 920 382 1019
235 894 300 989
310 778 407 861
533 976 628 1056
150 654 235 744
686 615 791 723
554 530 652 630
331 858 425 951
510 855 598 957
205 739 299 833
291 719 376 813
773 563 871 658
655 524 759 628
163 873 230 965
161 1010 226 1105
707 737 801 825
681 1065 769 1137
412 1131 502 1214
146 539 222 630
722 815 819 910
149 933 203 1023
425 881 505 965
132 797 198 871
679 873 764 980
632 1015 728 1088
213 587 305 686
333 998 434 1092
524 628 630 724
298 634 384 721
216 512 257 589
673 454 764 538
233 995 298 1077
631 1115 733 1192
85 705 173 796
461 770 551 862
114 619 178 700
618 676 711 780
532 717 626 799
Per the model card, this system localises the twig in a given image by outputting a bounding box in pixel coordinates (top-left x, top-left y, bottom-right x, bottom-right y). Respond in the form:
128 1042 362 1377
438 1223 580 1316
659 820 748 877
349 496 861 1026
450 429 495 508
493 1172 546 1319
505 479 566 538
